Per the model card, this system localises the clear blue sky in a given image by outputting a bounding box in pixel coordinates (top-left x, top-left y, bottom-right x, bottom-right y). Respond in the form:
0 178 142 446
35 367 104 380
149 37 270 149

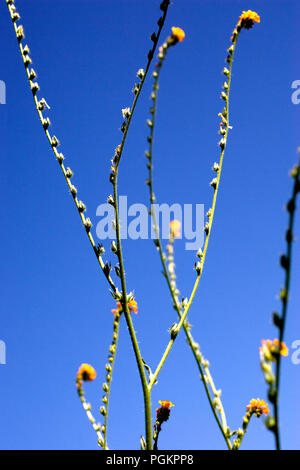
0 0 299 450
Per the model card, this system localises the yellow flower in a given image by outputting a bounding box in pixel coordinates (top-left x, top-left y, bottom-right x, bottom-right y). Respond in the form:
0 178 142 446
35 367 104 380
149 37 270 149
238 10 260 29
246 398 269 417
171 27 185 43
111 301 122 316
128 299 138 314
159 400 175 409
77 363 97 382
260 339 289 361
170 220 181 239
111 299 138 316
155 400 175 426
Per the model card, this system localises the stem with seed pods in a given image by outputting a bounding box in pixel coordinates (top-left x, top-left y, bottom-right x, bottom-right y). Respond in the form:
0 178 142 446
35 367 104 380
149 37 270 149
8 1 279 450
114 1 170 173
6 0 117 293
272 157 300 450
7 0 171 450
76 379 106 449
112 175 153 449
108 3 172 446
145 22 245 450
101 312 121 449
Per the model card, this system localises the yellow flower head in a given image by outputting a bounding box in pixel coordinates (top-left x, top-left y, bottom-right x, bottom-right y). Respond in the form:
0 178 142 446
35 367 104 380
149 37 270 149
155 400 175 426
159 400 175 409
128 299 138 314
171 27 185 43
260 339 289 361
246 398 269 417
112 300 138 316
112 301 122 316
238 10 260 29
77 363 97 382
170 220 181 239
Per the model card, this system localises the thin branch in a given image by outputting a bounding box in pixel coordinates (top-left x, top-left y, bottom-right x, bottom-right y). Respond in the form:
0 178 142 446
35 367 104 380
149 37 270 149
106 1 171 451
273 157 300 449
6 0 118 293
145 25 242 446
76 379 106 449
101 312 122 449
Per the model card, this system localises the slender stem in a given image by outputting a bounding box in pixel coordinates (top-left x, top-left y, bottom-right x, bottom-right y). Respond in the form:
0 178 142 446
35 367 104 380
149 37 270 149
115 1 170 172
107 2 171 450
185 333 232 449
232 412 252 450
113 176 152 449
149 30 240 386
76 379 106 449
273 159 300 450
7 2 118 293
153 421 161 450
8 1 171 450
145 26 244 449
103 313 121 449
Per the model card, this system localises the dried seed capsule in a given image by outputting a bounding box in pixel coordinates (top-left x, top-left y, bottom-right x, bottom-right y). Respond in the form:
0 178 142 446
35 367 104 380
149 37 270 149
70 185 77 196
29 69 37 80
195 262 202 275
24 56 32 66
42 117 50 130
137 68 145 79
22 44 30 55
16 25 24 41
210 178 218 189
12 12 20 22
30 82 39 95
77 201 86 213
51 136 60 147
65 167 73 178
84 218 92 231
56 153 64 163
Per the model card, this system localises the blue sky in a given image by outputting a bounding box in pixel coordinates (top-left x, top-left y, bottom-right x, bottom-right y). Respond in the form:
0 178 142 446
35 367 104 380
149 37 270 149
0 0 299 450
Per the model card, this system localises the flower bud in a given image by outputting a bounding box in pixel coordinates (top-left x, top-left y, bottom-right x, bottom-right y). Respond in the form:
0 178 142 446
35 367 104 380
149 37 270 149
111 241 117 253
65 167 73 178
195 262 202 275
137 68 145 79
210 178 218 189
84 218 92 231
70 185 77 196
77 201 86 213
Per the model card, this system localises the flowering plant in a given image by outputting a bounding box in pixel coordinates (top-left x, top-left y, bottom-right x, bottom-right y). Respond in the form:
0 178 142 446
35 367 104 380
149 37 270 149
4 0 299 451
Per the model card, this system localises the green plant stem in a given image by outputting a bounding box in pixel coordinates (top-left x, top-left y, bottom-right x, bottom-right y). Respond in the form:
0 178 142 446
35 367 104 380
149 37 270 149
273 159 300 450
153 421 161 450
8 1 171 449
107 2 171 450
103 313 121 449
146 29 242 450
232 412 252 450
114 1 170 172
7 2 117 293
76 380 106 449
113 176 152 449
148 30 240 386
